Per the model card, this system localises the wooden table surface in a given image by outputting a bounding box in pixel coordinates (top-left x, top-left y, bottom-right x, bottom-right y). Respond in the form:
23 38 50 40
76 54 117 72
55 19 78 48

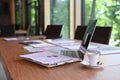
0 38 120 80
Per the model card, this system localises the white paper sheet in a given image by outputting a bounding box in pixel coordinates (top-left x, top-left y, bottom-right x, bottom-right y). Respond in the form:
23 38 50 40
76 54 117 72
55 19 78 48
4 37 29 41
29 43 54 48
23 46 44 52
20 51 80 67
88 45 120 55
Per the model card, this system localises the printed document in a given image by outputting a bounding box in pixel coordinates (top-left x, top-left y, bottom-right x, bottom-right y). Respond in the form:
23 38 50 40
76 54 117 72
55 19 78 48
20 51 80 67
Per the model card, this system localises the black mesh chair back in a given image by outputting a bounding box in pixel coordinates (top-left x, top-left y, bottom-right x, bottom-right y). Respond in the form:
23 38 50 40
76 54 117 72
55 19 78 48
43 25 63 39
0 25 15 37
75 25 112 44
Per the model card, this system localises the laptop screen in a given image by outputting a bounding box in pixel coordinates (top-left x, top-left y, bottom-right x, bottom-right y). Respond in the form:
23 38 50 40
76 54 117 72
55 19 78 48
78 19 97 60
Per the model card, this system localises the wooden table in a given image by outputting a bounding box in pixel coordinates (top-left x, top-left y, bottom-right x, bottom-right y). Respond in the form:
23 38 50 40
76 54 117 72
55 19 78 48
0 38 120 80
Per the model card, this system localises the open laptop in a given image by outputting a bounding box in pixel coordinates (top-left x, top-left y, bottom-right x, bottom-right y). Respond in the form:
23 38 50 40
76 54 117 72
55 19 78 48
77 19 97 60
60 19 97 61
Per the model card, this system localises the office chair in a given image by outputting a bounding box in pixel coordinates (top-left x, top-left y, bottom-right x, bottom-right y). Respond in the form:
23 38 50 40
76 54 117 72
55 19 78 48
13 24 21 30
74 25 112 44
43 25 63 39
0 25 15 37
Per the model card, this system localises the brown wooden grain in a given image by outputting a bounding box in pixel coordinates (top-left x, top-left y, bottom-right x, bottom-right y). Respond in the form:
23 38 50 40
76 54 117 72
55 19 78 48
0 38 120 80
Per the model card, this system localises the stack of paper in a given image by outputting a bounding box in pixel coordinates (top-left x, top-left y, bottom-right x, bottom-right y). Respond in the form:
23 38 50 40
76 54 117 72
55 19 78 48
23 46 44 53
23 40 54 48
20 51 80 67
22 40 43 44
4 37 29 41
49 39 75 46
88 44 120 55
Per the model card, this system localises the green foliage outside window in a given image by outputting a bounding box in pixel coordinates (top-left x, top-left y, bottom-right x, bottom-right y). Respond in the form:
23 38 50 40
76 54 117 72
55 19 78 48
86 0 120 46
15 0 22 29
50 0 70 38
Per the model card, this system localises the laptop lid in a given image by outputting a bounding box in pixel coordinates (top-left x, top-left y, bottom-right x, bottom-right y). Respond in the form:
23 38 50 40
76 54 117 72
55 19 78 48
78 19 97 60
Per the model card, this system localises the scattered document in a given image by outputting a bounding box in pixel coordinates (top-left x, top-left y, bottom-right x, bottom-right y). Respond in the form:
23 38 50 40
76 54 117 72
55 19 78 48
42 46 66 53
88 45 120 55
22 40 54 48
20 51 80 67
49 39 75 46
4 37 29 41
23 46 44 53
22 40 43 44
24 45 67 53
29 43 54 48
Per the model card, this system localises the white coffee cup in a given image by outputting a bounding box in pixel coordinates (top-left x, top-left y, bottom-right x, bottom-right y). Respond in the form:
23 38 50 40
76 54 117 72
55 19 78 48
87 52 99 66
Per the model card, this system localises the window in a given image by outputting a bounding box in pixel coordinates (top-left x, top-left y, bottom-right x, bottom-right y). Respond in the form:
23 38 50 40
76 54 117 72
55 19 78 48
83 0 120 46
26 0 41 35
50 0 70 38
15 0 23 29
15 0 43 36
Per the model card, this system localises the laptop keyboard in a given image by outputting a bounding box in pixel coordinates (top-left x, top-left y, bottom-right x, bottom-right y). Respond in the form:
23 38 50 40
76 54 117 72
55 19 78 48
60 50 80 58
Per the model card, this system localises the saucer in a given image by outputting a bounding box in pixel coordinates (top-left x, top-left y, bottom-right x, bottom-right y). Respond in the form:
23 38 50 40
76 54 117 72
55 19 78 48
81 61 101 68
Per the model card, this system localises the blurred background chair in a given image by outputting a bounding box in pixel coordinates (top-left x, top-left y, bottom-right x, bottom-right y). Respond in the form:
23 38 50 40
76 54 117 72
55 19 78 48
14 24 21 30
74 25 112 44
13 24 28 36
42 25 63 39
0 25 15 37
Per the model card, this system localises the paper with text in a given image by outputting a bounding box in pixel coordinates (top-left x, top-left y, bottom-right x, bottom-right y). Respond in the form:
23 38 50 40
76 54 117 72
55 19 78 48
20 51 80 67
